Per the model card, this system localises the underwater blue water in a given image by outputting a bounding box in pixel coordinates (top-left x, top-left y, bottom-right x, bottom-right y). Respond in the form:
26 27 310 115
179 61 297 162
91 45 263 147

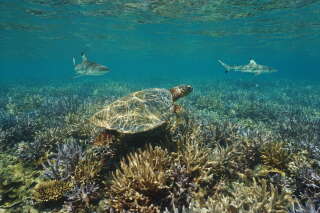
0 0 320 86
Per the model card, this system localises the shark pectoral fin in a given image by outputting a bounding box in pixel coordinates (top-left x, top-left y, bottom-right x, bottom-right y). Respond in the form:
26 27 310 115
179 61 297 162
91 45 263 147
73 74 83 79
218 59 226 67
218 60 231 72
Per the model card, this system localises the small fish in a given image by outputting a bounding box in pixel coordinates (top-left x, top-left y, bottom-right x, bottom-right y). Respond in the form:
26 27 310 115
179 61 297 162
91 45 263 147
73 52 110 78
218 59 277 75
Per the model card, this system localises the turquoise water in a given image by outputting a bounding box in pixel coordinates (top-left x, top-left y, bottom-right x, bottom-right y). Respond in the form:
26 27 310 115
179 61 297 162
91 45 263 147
1 0 320 83
1 1 320 212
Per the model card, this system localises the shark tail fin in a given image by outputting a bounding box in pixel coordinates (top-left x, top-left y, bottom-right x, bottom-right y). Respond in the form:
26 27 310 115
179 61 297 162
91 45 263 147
218 60 231 73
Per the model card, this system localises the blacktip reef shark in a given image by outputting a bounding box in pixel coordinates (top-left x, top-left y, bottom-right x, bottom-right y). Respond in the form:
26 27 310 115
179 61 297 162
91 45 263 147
73 52 110 78
218 59 277 75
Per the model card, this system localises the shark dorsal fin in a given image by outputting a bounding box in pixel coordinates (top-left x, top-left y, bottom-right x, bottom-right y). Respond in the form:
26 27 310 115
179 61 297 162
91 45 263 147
249 59 257 65
81 52 88 62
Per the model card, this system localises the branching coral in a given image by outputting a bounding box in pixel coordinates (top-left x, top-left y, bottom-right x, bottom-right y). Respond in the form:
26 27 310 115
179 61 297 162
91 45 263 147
0 110 40 151
294 168 320 209
290 200 320 213
42 140 85 181
169 137 242 209
164 179 295 213
277 116 320 164
168 140 213 209
260 141 291 171
107 145 172 213
202 179 294 213
63 183 100 211
64 112 96 140
73 153 103 185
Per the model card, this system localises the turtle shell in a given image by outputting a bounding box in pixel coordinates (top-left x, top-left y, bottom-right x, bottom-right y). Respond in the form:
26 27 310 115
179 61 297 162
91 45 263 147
90 88 175 134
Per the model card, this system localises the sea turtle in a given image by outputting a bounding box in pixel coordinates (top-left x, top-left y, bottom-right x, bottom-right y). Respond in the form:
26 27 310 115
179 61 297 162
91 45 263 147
90 85 193 135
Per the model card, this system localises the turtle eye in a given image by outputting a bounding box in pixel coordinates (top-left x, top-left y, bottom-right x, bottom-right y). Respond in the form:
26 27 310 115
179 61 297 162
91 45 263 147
183 85 193 95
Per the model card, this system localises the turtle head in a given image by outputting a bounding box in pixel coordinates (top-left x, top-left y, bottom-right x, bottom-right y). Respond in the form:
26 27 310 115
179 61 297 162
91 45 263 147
170 85 193 101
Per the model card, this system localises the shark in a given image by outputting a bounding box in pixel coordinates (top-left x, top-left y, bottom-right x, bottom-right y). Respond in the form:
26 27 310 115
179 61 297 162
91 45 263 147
218 59 277 75
73 52 110 78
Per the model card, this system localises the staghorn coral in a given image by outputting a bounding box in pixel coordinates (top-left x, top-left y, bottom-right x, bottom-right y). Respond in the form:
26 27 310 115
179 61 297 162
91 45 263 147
72 153 103 185
0 129 8 151
32 180 73 203
227 128 274 175
0 110 40 151
63 183 100 212
169 136 242 209
106 145 172 213
15 127 70 163
64 112 96 140
294 168 320 209
42 139 85 181
14 140 48 164
38 95 84 117
204 179 294 213
168 138 214 209
275 115 320 164
277 116 320 145
290 200 320 213
164 180 295 213
260 141 291 171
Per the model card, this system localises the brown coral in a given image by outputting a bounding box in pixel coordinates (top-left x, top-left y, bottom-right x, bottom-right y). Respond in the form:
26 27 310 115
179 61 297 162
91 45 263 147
73 154 103 185
204 179 295 213
170 139 241 207
32 180 73 203
260 141 290 171
107 145 172 213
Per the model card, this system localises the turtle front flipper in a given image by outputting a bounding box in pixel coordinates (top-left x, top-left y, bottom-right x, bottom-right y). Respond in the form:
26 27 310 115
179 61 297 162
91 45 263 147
172 104 189 126
92 130 119 147
173 104 184 114
87 129 122 167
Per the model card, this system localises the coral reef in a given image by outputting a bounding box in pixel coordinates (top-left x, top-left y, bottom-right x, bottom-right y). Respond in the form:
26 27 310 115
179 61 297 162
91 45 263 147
260 141 290 170
294 168 320 209
64 183 100 210
1 79 320 212
73 154 103 185
32 180 73 203
195 179 294 213
0 153 39 210
106 145 172 213
42 139 85 181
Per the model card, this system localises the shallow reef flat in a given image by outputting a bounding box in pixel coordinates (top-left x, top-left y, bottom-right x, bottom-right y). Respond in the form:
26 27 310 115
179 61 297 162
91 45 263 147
0 78 319 213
